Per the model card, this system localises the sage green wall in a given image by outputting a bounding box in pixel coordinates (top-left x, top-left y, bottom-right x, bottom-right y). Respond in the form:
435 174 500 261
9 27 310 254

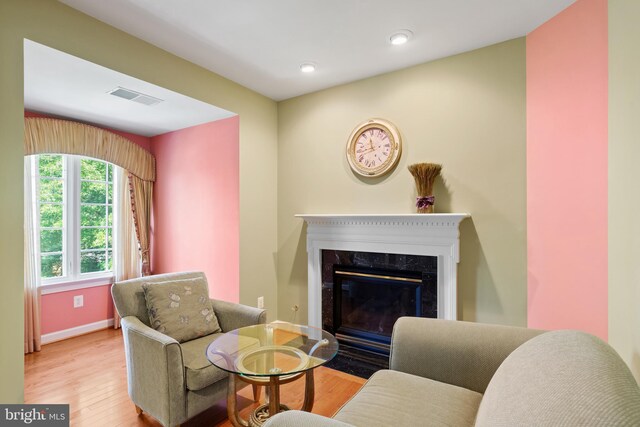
277 39 527 327
609 0 640 383
0 0 278 402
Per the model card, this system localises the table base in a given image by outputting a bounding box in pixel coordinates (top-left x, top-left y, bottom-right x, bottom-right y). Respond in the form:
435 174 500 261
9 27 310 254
249 403 290 426
227 370 315 427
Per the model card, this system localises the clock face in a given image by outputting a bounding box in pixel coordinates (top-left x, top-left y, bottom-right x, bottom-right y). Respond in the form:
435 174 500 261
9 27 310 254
347 119 401 177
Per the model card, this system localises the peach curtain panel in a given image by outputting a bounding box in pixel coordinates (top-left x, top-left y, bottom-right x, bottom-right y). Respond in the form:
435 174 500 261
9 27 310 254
128 174 153 276
113 168 142 329
24 117 156 182
24 157 41 354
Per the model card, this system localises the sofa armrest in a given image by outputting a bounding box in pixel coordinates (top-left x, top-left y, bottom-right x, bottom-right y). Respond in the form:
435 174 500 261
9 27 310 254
121 316 186 426
389 317 543 394
211 299 267 332
264 411 355 427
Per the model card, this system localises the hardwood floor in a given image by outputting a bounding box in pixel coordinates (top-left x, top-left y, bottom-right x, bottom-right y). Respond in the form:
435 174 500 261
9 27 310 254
24 329 366 426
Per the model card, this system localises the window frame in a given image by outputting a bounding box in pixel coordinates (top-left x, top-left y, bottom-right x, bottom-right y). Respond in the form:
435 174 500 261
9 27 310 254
36 154 116 290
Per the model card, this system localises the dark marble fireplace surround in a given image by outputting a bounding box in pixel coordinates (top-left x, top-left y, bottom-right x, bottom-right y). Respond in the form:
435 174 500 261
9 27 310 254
322 250 437 361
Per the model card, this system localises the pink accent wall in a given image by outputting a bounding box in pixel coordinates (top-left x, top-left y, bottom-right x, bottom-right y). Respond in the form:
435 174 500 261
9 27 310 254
40 285 114 335
526 0 608 339
151 117 240 303
24 111 152 335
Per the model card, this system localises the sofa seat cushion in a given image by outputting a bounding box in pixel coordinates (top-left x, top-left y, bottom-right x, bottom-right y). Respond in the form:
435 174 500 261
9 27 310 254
181 333 259 391
333 369 482 427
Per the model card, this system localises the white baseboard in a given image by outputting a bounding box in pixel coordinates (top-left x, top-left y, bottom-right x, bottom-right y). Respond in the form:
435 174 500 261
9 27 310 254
42 318 114 345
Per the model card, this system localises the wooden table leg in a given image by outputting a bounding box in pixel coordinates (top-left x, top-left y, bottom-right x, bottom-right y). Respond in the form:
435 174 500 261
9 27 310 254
252 383 262 402
301 369 315 412
268 376 281 417
227 374 248 427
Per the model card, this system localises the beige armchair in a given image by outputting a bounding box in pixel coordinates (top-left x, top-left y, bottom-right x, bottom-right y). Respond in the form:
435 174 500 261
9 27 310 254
112 271 266 427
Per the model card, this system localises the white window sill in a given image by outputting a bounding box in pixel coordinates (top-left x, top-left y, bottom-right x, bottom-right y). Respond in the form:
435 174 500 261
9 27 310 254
40 275 114 295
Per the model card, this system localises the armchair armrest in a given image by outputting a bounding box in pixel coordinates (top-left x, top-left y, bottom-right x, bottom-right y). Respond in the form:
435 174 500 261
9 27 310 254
120 316 187 426
264 410 354 427
389 317 543 393
211 299 267 332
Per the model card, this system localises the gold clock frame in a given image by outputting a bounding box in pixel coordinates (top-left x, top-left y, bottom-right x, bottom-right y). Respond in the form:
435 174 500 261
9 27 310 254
346 118 402 177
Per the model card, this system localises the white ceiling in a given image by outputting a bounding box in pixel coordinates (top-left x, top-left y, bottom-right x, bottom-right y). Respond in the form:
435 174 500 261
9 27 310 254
24 39 235 137
59 0 575 101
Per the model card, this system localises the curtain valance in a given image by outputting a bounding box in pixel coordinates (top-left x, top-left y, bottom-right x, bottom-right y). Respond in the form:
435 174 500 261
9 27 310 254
24 117 155 182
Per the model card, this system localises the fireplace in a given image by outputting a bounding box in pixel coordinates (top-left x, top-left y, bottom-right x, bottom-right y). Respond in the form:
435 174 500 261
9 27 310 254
322 250 437 355
298 214 469 377
298 213 468 328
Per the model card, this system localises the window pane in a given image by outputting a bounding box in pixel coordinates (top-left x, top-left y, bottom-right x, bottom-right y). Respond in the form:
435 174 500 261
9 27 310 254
81 181 107 203
81 251 107 273
107 183 113 204
39 179 63 203
80 158 107 181
107 164 113 183
81 205 106 226
107 250 113 270
40 203 63 228
41 254 63 278
38 155 63 178
107 228 113 249
81 228 106 250
107 206 113 226
40 229 63 253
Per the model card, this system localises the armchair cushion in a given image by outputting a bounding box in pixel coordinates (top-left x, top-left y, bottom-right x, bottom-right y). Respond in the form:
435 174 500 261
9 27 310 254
143 277 221 342
180 333 261 391
333 369 482 427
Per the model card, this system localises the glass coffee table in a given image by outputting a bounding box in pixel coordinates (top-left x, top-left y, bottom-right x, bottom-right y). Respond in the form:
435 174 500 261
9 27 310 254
206 322 339 427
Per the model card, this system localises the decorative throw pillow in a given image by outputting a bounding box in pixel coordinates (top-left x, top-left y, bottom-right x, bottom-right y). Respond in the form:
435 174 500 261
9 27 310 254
142 277 221 343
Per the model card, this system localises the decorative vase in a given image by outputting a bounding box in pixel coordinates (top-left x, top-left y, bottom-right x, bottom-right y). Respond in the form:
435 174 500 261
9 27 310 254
408 163 442 214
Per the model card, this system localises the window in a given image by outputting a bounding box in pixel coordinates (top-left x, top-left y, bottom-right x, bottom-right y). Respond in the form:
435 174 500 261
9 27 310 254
35 154 115 284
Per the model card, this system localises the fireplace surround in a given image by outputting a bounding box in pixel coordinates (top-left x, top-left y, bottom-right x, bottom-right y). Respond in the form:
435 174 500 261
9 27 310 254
297 214 469 330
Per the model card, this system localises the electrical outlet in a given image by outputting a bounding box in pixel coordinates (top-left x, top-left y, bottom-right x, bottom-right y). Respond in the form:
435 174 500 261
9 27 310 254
257 296 264 309
73 295 84 308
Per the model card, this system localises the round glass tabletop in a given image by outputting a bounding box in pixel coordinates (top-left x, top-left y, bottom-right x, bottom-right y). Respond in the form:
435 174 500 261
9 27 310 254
206 322 339 377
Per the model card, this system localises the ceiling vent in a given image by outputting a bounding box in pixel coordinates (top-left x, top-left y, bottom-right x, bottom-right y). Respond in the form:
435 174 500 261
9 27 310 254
108 87 163 106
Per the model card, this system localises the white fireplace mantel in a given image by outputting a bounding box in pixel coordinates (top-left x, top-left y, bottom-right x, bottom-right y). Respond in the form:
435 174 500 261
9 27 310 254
296 213 470 328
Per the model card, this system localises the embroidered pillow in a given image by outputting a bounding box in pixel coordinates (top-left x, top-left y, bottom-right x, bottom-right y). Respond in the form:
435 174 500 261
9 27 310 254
142 277 221 343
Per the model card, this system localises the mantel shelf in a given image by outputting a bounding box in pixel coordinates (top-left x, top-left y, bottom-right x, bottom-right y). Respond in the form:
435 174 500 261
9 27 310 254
296 213 470 227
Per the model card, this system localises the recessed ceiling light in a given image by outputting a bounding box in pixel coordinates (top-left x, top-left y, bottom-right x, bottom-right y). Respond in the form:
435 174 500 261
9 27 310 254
389 30 413 46
300 62 317 73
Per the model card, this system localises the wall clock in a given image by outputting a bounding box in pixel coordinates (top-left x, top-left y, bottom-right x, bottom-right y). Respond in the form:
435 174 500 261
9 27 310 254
346 118 402 177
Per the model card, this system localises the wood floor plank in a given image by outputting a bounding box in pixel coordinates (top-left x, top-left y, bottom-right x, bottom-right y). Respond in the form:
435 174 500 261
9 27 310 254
25 328 366 426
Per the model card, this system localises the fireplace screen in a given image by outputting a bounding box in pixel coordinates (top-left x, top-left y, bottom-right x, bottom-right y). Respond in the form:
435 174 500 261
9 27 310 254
322 250 437 355
335 267 421 337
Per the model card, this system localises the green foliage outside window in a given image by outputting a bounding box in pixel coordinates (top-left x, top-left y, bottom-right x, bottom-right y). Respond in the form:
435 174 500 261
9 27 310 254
80 159 113 274
39 154 63 178
37 155 114 278
39 155 64 278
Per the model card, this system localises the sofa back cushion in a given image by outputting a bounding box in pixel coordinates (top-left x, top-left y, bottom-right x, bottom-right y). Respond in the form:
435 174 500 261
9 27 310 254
475 330 640 426
112 271 208 326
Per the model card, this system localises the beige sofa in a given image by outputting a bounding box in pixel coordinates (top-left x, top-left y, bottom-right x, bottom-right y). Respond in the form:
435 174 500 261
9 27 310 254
265 317 640 427
112 271 266 427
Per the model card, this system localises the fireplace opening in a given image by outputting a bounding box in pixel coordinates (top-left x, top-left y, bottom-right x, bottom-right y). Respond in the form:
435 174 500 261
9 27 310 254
333 265 424 354
322 250 437 377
